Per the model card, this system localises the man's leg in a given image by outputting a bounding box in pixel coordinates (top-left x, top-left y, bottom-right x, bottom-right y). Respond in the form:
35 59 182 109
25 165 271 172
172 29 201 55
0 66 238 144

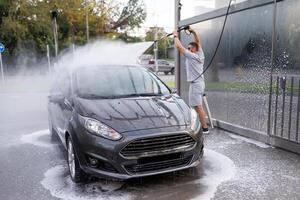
194 105 208 129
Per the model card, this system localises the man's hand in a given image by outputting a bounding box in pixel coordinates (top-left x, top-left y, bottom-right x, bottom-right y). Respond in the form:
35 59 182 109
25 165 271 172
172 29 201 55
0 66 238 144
172 30 178 38
188 27 201 48
173 29 185 54
188 27 195 33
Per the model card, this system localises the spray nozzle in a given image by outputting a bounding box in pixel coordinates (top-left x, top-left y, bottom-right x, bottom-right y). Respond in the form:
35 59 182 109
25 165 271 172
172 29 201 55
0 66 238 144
165 26 191 38
177 25 190 32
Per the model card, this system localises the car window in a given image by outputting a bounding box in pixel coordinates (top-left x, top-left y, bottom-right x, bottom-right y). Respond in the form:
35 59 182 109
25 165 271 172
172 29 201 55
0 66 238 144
75 66 170 98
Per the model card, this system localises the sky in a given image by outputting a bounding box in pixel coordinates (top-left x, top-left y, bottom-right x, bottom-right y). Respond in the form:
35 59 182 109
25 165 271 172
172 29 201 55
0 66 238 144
132 0 175 36
135 0 220 36
132 0 237 37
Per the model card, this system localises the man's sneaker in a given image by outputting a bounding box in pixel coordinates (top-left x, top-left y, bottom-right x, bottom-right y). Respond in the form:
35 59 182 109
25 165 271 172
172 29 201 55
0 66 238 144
202 127 209 134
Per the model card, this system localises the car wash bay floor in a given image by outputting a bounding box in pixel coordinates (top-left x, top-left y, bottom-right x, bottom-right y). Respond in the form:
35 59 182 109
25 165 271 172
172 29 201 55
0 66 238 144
0 93 299 200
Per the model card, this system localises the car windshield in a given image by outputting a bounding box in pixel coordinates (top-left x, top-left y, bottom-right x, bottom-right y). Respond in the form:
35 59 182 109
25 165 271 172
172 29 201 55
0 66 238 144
75 66 171 98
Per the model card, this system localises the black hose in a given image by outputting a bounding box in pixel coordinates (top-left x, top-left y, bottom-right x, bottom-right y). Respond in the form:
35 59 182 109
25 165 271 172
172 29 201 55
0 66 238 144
191 0 233 83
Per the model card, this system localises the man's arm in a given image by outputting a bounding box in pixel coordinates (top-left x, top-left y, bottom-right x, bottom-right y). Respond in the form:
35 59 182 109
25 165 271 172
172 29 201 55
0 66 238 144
173 30 186 54
189 28 201 49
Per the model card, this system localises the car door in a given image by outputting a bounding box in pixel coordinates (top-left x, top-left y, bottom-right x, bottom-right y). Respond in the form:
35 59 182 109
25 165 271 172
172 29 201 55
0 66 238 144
159 60 170 72
48 78 63 133
55 73 72 141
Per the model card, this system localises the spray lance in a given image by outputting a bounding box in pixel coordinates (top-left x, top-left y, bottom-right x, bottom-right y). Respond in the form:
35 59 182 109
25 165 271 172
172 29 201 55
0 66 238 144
154 25 191 42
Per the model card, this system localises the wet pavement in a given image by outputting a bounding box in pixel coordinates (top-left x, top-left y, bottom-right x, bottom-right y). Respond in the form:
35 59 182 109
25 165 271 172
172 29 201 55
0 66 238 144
0 92 300 200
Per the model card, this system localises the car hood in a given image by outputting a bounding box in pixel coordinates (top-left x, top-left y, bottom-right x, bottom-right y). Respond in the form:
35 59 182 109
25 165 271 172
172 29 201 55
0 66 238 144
74 95 191 133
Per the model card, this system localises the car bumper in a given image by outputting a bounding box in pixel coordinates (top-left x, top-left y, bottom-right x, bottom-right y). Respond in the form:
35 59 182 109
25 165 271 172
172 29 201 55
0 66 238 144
71 125 204 180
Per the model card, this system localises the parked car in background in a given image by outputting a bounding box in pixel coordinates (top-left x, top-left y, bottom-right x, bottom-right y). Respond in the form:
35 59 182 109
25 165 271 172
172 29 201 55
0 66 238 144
48 65 203 182
143 59 175 75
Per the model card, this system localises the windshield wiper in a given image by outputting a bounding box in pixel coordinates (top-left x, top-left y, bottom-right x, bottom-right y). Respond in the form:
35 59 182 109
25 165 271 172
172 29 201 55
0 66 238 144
79 94 113 99
137 92 163 96
119 93 163 98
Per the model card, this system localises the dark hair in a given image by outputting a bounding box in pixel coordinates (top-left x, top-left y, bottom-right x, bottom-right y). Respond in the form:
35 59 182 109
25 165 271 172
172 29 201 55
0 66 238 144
188 42 199 51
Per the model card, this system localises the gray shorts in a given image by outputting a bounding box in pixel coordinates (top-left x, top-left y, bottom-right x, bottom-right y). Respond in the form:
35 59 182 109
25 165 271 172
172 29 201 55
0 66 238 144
189 81 205 107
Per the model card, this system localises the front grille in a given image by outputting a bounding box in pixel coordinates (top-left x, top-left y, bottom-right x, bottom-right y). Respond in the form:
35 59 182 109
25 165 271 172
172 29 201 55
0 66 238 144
124 154 193 174
120 133 196 157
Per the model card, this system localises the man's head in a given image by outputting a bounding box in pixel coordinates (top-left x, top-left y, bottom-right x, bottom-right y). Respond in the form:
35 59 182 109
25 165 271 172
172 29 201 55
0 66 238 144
188 42 199 53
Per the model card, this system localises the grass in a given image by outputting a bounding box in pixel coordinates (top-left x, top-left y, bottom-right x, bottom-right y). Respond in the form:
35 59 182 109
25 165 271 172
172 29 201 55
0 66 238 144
165 80 176 89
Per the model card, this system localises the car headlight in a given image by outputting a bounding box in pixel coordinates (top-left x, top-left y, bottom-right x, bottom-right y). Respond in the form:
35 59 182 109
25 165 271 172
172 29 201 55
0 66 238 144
84 118 122 141
190 108 200 132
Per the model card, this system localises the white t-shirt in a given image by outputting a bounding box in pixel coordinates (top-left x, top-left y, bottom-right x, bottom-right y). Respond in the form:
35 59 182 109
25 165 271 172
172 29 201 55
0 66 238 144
183 47 205 83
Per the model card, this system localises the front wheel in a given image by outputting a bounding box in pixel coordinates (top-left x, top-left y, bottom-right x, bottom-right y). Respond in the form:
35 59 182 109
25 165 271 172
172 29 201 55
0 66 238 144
170 68 175 75
67 138 87 183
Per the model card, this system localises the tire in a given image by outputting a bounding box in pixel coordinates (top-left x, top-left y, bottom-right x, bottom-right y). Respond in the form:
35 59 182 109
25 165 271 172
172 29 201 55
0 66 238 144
164 71 169 75
171 68 175 75
67 137 87 183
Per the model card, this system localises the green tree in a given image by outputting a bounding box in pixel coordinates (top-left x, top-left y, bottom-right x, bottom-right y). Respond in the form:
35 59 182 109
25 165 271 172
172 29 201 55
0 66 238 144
145 27 172 58
0 0 146 69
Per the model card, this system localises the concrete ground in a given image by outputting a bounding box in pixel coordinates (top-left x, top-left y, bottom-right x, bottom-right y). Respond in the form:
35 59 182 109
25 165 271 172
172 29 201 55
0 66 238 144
0 92 299 200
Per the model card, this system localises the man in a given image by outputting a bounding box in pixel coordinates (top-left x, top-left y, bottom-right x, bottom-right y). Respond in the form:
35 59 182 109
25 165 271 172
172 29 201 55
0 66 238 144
173 28 209 134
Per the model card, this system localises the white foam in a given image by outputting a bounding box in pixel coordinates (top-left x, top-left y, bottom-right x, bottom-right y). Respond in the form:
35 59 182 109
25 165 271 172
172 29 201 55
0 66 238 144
226 133 271 148
20 129 53 148
41 165 132 200
41 148 235 200
191 149 236 200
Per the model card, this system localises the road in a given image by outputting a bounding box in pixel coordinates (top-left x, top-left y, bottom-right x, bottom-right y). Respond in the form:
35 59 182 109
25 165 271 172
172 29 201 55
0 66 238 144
0 91 299 200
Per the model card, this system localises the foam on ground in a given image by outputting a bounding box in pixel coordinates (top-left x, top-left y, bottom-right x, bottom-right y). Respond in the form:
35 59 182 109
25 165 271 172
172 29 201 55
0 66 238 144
226 133 271 148
20 129 53 148
191 149 236 200
41 165 131 200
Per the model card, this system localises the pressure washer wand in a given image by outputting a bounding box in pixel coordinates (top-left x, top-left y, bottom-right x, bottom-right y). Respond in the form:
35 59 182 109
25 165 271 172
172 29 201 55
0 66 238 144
154 26 190 42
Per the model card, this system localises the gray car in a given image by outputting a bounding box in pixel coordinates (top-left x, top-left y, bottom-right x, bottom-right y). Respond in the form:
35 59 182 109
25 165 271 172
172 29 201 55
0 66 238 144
145 59 175 75
48 65 204 182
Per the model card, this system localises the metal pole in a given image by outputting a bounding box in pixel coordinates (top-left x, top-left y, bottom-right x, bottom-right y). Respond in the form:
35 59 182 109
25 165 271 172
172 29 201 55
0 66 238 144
175 0 181 95
53 17 58 57
267 0 277 135
72 43 75 55
0 52 4 84
85 0 90 42
46 45 51 74
154 27 158 74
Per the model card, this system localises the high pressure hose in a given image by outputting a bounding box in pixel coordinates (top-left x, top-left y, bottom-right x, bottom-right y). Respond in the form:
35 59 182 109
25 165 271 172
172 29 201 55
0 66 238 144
191 0 233 83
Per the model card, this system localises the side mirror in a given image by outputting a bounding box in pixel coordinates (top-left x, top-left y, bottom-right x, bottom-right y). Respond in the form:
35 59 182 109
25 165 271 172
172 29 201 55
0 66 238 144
48 93 64 103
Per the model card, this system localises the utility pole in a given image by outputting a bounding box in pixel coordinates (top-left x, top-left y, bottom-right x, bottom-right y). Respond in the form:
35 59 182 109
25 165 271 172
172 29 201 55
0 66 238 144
154 26 158 74
0 52 4 84
46 44 51 74
85 0 90 42
51 10 59 57
0 42 5 84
